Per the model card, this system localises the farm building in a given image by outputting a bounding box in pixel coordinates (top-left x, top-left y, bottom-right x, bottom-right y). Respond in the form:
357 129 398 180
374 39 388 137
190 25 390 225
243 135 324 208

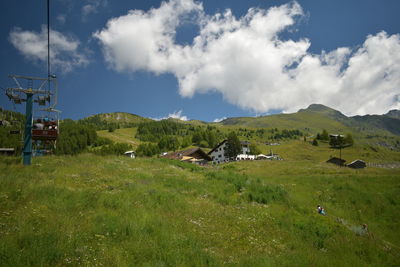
208 140 252 164
208 140 229 164
240 141 251 154
0 148 15 156
347 159 366 169
163 147 211 165
265 150 282 160
124 151 136 158
256 154 269 160
326 157 346 166
236 154 255 161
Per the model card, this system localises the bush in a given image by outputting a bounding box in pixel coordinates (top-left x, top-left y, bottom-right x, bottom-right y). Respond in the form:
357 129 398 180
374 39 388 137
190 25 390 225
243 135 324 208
312 139 318 146
136 143 160 157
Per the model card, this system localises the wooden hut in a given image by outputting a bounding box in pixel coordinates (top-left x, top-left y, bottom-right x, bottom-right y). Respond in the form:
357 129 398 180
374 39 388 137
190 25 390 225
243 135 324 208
0 148 15 156
347 159 366 169
163 147 211 165
326 157 346 166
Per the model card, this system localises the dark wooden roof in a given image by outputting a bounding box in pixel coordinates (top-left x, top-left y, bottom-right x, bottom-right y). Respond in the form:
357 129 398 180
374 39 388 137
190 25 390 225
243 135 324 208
347 159 366 169
208 139 227 154
163 147 212 161
326 157 346 166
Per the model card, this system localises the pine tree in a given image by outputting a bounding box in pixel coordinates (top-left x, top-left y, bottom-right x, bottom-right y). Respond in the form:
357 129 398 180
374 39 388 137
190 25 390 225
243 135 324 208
249 143 261 155
321 129 329 141
344 133 354 146
225 132 242 160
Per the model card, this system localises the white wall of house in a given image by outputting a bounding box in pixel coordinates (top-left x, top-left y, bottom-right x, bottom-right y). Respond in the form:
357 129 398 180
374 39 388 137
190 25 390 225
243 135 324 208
242 144 250 154
209 141 229 164
236 154 255 161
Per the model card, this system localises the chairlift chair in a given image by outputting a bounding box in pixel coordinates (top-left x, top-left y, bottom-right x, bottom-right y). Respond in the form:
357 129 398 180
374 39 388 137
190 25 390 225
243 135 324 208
32 116 58 141
37 95 48 106
6 91 23 104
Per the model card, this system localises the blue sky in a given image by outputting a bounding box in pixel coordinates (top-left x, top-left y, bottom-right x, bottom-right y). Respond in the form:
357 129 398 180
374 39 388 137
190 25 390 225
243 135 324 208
1 0 399 121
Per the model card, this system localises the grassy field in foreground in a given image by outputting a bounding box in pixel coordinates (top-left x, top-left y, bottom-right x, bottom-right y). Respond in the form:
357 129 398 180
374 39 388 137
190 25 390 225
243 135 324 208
0 154 399 266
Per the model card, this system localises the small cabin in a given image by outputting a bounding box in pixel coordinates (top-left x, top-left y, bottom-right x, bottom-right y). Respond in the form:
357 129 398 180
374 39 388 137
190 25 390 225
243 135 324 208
0 148 15 156
347 159 366 169
163 147 211 165
327 157 346 166
124 151 136 159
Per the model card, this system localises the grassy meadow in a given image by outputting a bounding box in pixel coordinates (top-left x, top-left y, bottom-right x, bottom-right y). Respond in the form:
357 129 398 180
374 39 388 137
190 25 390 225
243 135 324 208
97 128 140 148
1 144 399 266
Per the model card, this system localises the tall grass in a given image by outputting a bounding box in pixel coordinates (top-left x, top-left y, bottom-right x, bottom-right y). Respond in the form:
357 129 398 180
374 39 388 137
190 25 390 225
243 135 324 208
0 154 399 266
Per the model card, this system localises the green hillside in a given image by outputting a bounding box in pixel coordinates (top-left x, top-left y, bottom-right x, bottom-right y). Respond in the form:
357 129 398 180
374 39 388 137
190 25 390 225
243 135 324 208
97 127 140 148
87 105 400 157
1 154 399 266
219 104 400 137
80 112 152 130
87 112 151 124
82 104 400 141
220 105 351 134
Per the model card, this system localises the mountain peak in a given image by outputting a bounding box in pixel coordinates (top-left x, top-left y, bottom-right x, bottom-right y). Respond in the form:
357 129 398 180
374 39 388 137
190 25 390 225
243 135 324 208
298 104 348 120
303 104 337 112
385 109 400 119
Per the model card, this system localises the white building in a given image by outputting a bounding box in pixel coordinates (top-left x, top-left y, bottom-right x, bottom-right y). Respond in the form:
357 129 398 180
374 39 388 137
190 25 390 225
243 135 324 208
236 154 255 161
208 140 229 164
208 140 252 164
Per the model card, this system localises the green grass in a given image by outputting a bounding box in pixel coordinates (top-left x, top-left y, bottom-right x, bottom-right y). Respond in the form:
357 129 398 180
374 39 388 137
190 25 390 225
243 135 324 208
97 128 140 148
1 154 399 266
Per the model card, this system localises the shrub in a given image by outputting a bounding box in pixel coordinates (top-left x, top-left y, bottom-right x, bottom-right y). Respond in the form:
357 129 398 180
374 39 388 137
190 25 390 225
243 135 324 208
312 139 318 146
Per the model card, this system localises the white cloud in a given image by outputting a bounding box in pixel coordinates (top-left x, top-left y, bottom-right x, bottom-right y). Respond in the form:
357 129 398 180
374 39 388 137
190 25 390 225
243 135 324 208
9 26 89 73
82 0 108 19
153 110 189 121
213 117 227 123
168 110 189 121
94 0 400 115
93 0 202 73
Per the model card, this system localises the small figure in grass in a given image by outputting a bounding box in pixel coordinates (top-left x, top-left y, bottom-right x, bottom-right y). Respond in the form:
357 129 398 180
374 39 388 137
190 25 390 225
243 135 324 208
317 205 326 215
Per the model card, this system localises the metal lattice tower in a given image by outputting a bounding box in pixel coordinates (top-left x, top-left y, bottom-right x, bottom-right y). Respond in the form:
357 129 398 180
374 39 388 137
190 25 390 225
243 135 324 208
5 75 60 165
4 0 61 165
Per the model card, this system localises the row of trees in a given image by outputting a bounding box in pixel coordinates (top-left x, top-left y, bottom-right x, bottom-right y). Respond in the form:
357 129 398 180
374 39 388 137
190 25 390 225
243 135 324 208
93 142 132 156
225 132 242 159
238 127 304 140
135 120 224 150
56 120 136 156
55 120 98 155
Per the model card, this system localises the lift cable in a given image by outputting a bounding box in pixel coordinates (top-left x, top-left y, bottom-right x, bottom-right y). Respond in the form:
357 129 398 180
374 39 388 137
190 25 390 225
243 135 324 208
47 0 51 92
